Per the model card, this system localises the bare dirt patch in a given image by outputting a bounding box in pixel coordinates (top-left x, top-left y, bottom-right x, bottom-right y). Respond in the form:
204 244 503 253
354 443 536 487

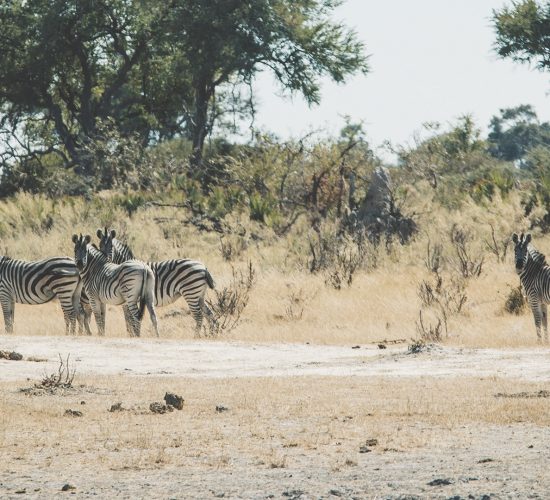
1 335 550 382
1 336 550 498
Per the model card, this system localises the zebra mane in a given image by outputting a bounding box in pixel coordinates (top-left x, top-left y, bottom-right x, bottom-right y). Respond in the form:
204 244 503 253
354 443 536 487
528 244 547 267
113 238 135 259
87 242 108 262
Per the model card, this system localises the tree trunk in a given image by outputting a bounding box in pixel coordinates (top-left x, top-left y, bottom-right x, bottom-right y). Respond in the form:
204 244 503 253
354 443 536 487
189 82 210 173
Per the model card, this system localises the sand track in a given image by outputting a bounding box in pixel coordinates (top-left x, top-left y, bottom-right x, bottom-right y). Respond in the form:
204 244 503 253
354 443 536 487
1 335 550 382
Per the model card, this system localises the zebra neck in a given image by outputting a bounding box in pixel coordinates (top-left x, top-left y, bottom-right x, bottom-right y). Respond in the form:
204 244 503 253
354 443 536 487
81 245 108 280
113 239 134 263
528 246 546 266
520 249 548 284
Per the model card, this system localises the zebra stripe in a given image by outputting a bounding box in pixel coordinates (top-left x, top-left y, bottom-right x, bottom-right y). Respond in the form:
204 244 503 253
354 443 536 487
0 255 87 335
97 228 216 335
513 232 550 342
72 234 158 337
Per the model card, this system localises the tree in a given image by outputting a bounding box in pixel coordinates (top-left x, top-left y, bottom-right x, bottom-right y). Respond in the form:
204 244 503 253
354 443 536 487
488 105 550 166
164 0 369 170
0 0 171 180
493 0 550 70
0 0 368 192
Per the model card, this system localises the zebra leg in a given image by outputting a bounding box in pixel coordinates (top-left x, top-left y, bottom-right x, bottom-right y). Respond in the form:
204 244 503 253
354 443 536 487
530 302 543 342
81 302 93 336
146 300 159 338
90 298 105 336
122 305 134 335
144 271 159 337
186 298 203 337
78 290 93 335
542 303 549 342
125 302 141 337
200 297 217 335
0 295 15 334
60 304 76 335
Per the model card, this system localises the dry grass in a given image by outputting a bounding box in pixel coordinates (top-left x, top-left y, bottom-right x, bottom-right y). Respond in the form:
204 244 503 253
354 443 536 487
0 191 542 346
1 375 549 482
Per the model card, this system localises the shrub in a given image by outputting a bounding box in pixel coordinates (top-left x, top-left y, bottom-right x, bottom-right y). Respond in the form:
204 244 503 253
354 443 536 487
504 285 526 315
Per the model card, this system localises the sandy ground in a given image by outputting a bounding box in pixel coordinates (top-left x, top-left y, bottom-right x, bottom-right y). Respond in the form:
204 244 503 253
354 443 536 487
1 335 550 382
1 337 550 499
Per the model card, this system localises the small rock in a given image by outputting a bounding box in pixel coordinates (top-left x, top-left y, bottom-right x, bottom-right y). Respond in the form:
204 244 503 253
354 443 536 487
377 344 387 349
282 490 304 499
351 345 360 349
364 438 378 447
80 401 86 405
61 484 76 491
359 445 372 453
164 392 184 410
0 350 23 360
109 402 124 412
215 405 229 413
478 458 494 464
329 489 343 497
64 409 82 417
150 402 173 414
15 489 26 494
427 478 453 486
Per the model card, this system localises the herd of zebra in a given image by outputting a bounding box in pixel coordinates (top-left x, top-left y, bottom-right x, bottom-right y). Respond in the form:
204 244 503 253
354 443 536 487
0 228 549 342
0 228 216 337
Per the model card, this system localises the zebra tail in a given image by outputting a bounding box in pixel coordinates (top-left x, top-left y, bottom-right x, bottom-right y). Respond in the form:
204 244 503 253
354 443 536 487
205 269 215 289
137 268 147 321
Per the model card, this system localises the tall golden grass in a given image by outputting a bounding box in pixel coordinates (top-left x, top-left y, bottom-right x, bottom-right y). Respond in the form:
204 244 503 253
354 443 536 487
0 189 542 346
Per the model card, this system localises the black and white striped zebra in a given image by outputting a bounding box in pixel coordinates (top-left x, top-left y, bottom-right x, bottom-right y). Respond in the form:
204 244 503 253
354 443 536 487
0 255 88 335
513 232 550 342
97 228 216 335
72 234 158 337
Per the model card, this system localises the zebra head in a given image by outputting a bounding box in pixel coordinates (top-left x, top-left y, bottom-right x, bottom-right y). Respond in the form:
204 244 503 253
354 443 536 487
512 232 532 273
96 228 116 262
72 233 92 271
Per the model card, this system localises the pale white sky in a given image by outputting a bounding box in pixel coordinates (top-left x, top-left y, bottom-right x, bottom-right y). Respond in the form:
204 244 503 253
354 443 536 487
252 0 550 159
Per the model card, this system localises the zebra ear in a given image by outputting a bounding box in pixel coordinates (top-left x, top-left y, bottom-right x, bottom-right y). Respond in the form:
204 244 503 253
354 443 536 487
110 229 116 239
512 233 519 244
525 234 532 244
84 234 92 244
72 234 78 244
96 228 103 239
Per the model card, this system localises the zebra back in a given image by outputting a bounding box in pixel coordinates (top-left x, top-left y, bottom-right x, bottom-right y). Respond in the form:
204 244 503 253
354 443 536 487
0 255 80 305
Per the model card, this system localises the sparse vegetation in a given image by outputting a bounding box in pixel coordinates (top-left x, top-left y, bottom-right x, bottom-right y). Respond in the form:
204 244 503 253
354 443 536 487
504 285 527 315
207 261 256 336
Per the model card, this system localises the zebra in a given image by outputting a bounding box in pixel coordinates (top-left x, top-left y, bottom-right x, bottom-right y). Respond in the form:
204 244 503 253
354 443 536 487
96 228 217 335
513 232 550 342
72 234 158 337
0 255 89 335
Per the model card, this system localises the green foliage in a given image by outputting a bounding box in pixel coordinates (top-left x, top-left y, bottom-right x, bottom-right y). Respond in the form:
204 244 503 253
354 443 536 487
398 116 520 207
207 186 245 220
488 105 550 165
110 193 150 218
0 0 369 182
0 0 169 176
493 0 550 70
164 0 368 165
249 192 279 225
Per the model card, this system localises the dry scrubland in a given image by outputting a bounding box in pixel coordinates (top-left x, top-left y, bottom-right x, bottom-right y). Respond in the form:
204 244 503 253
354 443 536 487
0 190 542 345
1 191 550 498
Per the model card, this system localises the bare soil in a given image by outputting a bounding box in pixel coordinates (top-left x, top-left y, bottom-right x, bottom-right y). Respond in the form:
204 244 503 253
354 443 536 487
1 336 550 499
